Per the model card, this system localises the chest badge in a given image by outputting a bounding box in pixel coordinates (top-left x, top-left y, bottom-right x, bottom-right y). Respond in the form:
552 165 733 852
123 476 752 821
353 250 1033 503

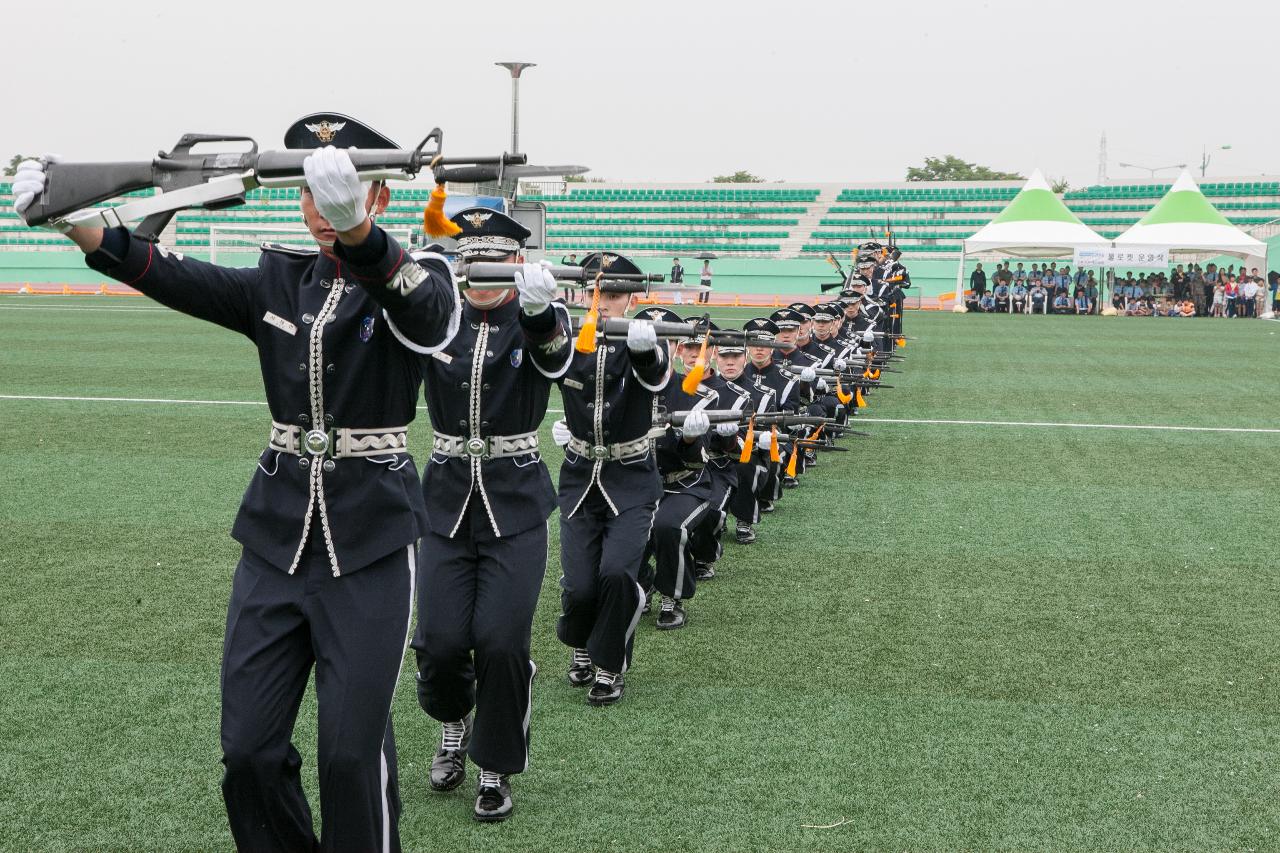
359 314 376 342
510 348 523 368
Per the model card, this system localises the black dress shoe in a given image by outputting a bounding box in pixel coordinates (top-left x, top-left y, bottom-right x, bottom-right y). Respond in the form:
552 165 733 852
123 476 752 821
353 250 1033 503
782 476 799 489
567 648 594 687
587 670 625 706
734 522 756 544
694 562 715 581
760 500 775 513
473 771 513 822
429 714 473 791
656 597 687 630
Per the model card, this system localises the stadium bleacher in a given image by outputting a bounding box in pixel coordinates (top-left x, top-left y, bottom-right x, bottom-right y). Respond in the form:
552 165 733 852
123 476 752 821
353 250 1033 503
1 177 1278 258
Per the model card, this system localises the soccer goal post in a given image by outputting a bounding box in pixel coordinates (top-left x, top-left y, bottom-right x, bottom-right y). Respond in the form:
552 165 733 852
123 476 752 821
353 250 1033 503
209 225 415 266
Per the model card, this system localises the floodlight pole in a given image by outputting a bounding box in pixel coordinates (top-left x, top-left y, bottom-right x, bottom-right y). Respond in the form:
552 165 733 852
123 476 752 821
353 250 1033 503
496 62 536 155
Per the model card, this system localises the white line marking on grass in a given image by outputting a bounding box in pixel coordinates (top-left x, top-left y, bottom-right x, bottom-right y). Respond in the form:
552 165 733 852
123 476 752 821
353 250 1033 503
0 305 166 313
856 417 1280 434
0 395 1271 434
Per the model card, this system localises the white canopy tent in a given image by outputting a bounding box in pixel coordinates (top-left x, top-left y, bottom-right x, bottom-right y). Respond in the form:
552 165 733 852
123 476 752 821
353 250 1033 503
1112 170 1267 265
953 169 1110 311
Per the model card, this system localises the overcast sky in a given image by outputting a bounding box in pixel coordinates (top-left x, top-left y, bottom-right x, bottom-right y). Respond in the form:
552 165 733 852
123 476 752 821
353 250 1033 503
6 0 1277 187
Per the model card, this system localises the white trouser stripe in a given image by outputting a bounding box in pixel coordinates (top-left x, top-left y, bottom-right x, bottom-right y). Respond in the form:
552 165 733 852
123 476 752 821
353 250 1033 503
381 543 417 853
521 659 537 772
672 503 705 600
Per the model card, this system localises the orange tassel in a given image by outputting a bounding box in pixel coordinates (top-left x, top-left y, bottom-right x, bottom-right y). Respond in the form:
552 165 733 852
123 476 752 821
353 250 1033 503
896 337 906 348
574 286 601 354
855 387 867 408
769 426 781 463
681 331 710 394
836 376 852 405
738 417 755 463
785 442 799 478
870 369 881 380
423 183 461 238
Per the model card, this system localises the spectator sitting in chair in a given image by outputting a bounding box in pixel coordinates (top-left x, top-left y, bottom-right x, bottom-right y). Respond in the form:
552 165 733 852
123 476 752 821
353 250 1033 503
964 289 982 313
1011 281 1028 314
1029 282 1048 314
1074 291 1090 315
993 280 1011 312
1052 291 1070 314
979 290 997 313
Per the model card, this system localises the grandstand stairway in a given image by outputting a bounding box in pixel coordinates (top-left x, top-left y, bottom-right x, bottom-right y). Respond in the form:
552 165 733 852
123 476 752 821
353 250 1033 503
779 187 837 258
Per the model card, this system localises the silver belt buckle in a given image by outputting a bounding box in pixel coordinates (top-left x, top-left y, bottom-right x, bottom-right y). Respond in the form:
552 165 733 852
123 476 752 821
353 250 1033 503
303 429 331 456
591 445 610 461
466 437 488 458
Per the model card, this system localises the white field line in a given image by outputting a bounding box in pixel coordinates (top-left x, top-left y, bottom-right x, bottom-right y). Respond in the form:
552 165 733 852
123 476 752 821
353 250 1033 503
0 305 167 313
0 394 1276 434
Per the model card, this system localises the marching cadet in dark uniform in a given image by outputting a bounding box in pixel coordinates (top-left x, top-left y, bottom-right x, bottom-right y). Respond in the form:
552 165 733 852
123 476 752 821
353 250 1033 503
743 317 802 494
13 116 459 852
553 252 669 706
881 246 911 345
769 308 824 477
410 208 570 822
673 322 751 578
634 307 714 630
714 331 776 545
787 301 817 352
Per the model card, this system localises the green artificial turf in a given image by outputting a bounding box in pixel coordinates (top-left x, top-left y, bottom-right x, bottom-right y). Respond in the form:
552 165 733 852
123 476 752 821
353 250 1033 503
1 296 1277 851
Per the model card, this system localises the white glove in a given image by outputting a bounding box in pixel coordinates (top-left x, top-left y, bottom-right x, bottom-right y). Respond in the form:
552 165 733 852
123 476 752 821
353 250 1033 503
816 378 829 393
799 366 817 383
681 410 710 439
715 421 739 437
12 155 63 227
756 430 772 451
833 358 848 371
626 319 657 353
551 419 572 447
515 260 557 316
862 329 876 344
302 146 368 232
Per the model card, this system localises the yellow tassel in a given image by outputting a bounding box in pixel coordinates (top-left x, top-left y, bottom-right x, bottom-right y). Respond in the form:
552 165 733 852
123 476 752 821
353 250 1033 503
785 443 799 478
769 426 781 463
836 376 852 405
870 369 880 380
896 337 906 348
855 387 867 408
422 183 461 238
863 368 872 379
681 332 710 394
738 417 755 463
575 286 600 354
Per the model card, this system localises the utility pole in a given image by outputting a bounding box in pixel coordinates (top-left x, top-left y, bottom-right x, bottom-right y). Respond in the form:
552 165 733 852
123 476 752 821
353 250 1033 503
495 62 536 155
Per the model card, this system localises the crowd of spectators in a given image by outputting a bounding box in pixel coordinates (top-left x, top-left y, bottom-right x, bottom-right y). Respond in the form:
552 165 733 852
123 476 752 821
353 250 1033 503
966 260 1280 318
966 261 1100 314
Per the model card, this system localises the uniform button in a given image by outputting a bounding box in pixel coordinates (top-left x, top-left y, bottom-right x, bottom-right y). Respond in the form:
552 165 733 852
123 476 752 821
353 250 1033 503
604 402 611 408
470 323 479 330
298 413 310 425
324 414 334 426
482 383 491 391
325 363 335 374
608 345 616 353
587 402 595 409
298 458 310 469
298 363 306 372
302 313 315 324
480 421 490 429
486 351 494 358
322 460 336 473
459 419 467 428
461 382 470 390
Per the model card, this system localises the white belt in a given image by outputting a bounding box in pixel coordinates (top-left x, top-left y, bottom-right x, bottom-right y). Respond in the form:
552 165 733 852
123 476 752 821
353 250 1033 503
567 435 650 461
432 430 540 459
269 421 408 458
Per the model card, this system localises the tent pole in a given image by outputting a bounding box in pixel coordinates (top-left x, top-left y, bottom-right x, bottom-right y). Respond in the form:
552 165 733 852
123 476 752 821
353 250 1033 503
954 251 967 311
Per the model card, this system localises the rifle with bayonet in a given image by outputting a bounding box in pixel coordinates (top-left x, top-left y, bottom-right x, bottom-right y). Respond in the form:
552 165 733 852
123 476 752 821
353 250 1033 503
19 128 526 241
569 316 790 349
460 262 666 290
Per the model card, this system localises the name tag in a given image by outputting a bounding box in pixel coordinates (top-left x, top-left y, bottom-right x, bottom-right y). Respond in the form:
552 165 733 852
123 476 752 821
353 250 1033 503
432 351 453 364
263 312 297 336
564 378 584 390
